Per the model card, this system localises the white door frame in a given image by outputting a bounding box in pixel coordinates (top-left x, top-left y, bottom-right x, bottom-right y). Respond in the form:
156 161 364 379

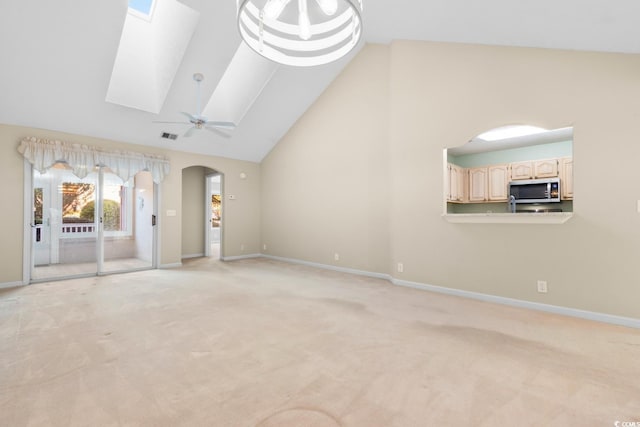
204 175 212 257
22 162 161 283
23 160 32 285
204 172 222 259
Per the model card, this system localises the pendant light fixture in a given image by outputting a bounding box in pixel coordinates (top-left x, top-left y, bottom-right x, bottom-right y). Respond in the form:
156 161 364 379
237 0 363 67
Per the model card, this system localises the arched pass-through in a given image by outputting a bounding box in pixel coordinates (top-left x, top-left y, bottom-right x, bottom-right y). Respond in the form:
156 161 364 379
443 125 574 224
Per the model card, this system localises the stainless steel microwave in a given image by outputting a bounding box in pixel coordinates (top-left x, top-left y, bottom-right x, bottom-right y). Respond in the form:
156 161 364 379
508 178 561 203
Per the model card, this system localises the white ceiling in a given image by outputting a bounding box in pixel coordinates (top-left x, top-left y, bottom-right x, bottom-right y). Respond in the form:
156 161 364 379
1 0 639 163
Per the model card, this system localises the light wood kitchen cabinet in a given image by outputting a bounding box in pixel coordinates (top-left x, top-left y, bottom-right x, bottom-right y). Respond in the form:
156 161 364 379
560 157 573 200
534 158 559 178
468 167 488 202
447 163 466 202
487 164 509 201
510 161 534 180
446 157 571 204
511 158 560 180
454 165 507 203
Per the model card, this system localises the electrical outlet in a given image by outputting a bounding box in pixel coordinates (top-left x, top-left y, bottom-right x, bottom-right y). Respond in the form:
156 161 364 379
397 262 404 273
334 253 340 261
537 280 548 293
240 244 245 251
263 244 267 251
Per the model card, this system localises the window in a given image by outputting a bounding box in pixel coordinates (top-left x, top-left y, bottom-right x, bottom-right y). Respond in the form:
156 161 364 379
54 167 134 238
128 0 156 20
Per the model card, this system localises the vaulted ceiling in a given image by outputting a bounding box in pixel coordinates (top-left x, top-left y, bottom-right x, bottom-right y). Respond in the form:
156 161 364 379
1 0 639 162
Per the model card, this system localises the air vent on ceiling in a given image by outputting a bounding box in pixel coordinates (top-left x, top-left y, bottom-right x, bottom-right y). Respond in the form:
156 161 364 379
161 132 178 140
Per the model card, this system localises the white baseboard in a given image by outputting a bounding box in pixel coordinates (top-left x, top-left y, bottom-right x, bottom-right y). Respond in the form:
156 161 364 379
159 263 182 269
259 254 640 330
261 254 391 281
181 253 204 259
222 253 262 261
0 281 26 290
392 278 640 330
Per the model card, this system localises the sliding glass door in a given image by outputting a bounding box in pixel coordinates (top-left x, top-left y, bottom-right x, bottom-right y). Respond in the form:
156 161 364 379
101 168 155 274
30 164 155 281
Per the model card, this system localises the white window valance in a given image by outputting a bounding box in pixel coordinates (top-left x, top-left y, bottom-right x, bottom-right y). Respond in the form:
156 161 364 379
18 137 170 183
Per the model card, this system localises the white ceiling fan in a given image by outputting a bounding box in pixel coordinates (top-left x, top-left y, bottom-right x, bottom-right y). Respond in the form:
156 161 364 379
154 73 236 137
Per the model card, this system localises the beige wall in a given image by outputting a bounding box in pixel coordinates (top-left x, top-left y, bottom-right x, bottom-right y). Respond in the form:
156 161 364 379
261 42 640 319
4 40 640 319
181 166 208 258
0 123 260 283
261 44 391 274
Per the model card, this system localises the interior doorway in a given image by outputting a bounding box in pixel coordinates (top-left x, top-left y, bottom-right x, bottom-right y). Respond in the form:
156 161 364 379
181 166 223 261
205 173 222 260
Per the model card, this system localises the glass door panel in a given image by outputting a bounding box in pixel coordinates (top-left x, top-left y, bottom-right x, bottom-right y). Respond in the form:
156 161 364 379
31 164 98 280
30 166 155 281
101 169 155 274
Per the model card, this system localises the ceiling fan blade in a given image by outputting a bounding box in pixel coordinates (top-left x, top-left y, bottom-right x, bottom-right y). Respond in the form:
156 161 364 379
204 126 231 138
153 120 190 124
183 126 197 137
205 121 236 130
180 111 198 122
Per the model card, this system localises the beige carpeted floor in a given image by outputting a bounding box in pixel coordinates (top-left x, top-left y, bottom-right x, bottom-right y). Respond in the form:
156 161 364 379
1 257 639 426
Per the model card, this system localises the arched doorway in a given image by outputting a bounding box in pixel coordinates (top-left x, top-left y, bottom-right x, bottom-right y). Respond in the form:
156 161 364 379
181 166 223 260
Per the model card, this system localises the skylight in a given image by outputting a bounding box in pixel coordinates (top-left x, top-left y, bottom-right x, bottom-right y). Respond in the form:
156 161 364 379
107 0 200 113
203 43 278 127
128 0 156 19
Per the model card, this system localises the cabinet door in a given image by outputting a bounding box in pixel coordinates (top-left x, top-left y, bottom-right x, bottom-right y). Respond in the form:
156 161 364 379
447 164 466 202
468 167 487 202
488 165 509 201
457 167 467 202
510 161 534 180
448 164 459 201
535 158 559 178
560 157 573 200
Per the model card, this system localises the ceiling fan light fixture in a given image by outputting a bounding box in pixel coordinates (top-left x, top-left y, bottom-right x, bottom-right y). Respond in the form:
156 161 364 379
237 0 363 67
152 73 237 138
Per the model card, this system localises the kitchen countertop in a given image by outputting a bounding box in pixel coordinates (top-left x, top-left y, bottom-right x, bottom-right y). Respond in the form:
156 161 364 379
442 212 574 224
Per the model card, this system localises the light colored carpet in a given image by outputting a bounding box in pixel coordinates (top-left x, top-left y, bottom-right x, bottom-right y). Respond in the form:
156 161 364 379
1 257 639 426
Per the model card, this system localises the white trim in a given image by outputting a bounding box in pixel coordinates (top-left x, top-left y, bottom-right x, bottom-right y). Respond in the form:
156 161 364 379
159 262 182 269
392 278 640 329
0 281 25 290
218 172 225 261
222 253 262 261
260 254 391 280
205 175 212 258
97 169 104 273
259 254 640 330
181 253 205 259
23 160 32 285
154 181 161 269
